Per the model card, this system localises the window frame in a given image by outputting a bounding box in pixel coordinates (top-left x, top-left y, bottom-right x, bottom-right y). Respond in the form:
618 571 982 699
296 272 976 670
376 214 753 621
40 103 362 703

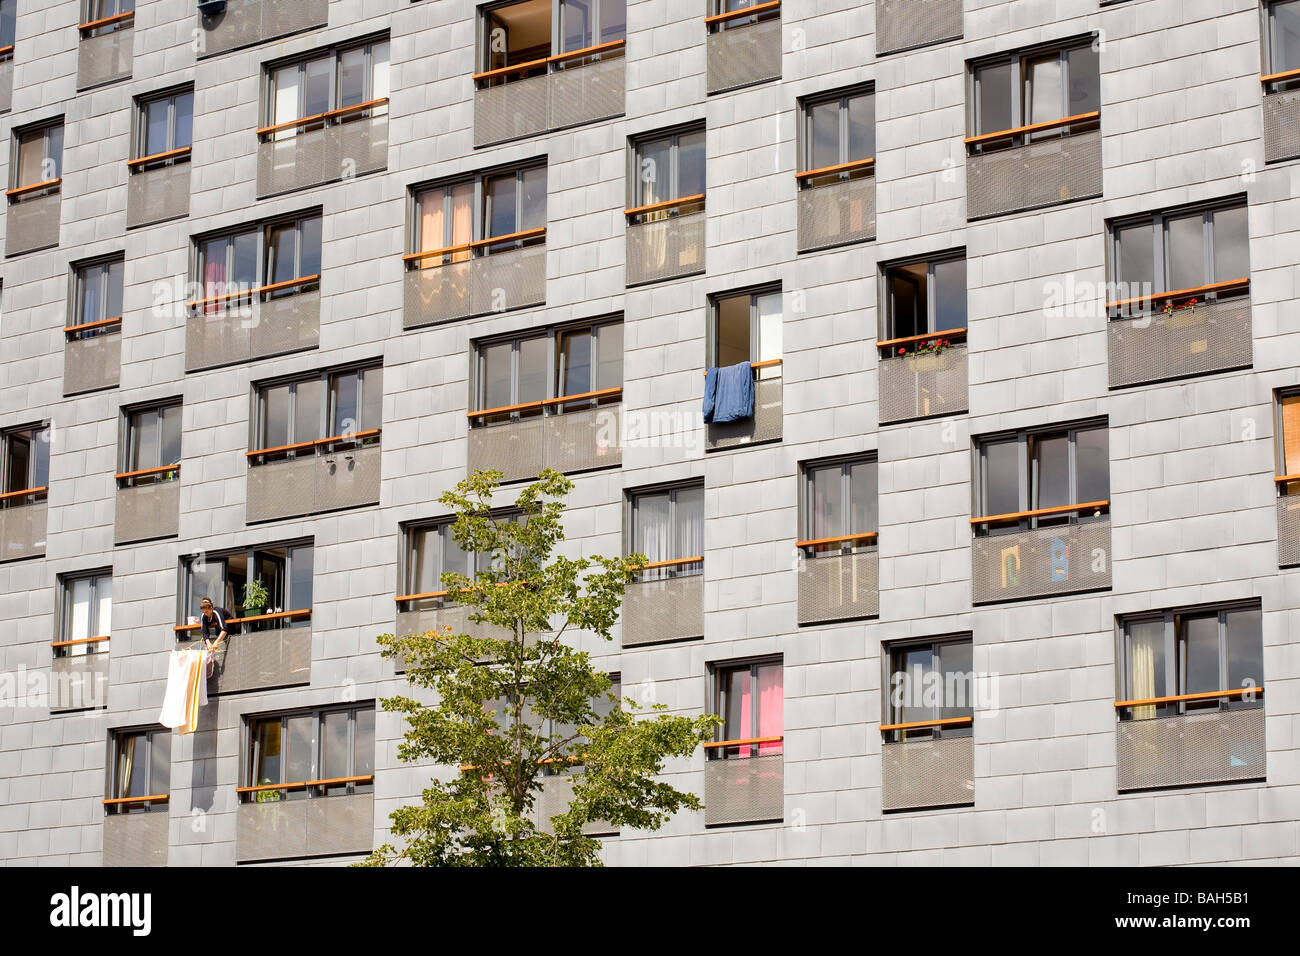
107 725 169 814
177 538 315 630
119 399 182 482
132 85 193 167
243 703 375 800
799 454 878 555
263 34 390 134
0 422 50 496
627 123 706 216
708 284 783 378
797 85 875 179
880 249 968 342
709 656 783 758
10 120 64 196
973 420 1110 534
1274 387 1300 495
882 634 975 742
1106 197 1251 318
1264 0 1300 90
192 209 323 310
625 481 705 580
470 315 622 421
1116 601 1264 719
967 35 1100 148
0 0 16 57
57 568 113 657
68 254 125 338
249 361 383 456
409 161 548 263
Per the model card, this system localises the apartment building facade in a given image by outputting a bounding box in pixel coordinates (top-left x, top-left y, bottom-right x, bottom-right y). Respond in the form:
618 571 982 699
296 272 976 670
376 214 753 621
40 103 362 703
0 0 1297 866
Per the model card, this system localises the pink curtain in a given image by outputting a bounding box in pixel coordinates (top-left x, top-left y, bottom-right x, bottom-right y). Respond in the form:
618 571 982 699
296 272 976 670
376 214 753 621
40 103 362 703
758 665 783 755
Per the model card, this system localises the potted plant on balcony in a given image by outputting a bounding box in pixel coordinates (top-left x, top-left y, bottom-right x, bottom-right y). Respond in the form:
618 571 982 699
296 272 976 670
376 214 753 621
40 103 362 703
1163 296 1204 330
241 578 269 620
900 337 955 372
253 778 282 804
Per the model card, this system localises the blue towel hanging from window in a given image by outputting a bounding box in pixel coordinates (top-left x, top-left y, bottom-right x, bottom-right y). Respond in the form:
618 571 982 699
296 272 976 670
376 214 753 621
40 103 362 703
702 361 755 424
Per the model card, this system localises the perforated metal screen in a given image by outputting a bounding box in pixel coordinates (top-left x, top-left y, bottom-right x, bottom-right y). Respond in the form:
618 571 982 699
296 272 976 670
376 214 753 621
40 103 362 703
1263 89 1300 164
797 176 876 252
50 652 109 712
1277 494 1300 567
1107 297 1252 388
115 479 179 545
704 754 784 825
199 0 328 58
972 518 1110 604
1116 708 1265 792
64 331 121 396
878 344 967 423
127 162 190 229
237 792 373 863
622 574 703 647
797 549 879 624
77 26 132 91
103 811 168 867
876 0 962 54
706 377 782 450
705 17 781 95
0 499 46 560
246 444 380 523
882 735 974 811
626 211 706 286
7 192 61 257
966 128 1102 220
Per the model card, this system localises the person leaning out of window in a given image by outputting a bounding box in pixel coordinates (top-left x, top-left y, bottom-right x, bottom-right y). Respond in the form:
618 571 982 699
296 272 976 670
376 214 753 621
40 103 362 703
198 597 235 652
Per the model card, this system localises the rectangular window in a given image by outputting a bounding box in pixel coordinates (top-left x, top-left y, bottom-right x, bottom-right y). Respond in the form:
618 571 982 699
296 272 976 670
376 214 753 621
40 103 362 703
477 0 625 77
266 37 389 135
11 121 64 194
628 483 704 580
1107 198 1250 318
974 421 1109 534
1118 604 1264 720
401 520 472 607
108 726 169 814
251 362 382 452
1 423 50 495
1276 389 1300 495
57 570 113 658
800 456 877 555
1266 0 1300 90
884 636 973 741
135 86 193 163
710 287 782 379
0 0 15 53
711 658 783 757
629 125 706 219
472 318 622 420
179 540 314 631
83 0 133 35
799 86 874 180
881 251 967 342
69 256 124 339
244 704 374 800
969 37 1099 147
120 402 181 484
410 164 547 265
194 212 322 311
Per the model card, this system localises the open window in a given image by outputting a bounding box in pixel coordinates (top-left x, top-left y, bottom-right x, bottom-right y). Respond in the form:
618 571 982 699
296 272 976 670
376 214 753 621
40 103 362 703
107 726 169 814
178 540 314 633
709 287 782 379
627 483 703 581
57 570 113 659
880 251 966 346
968 37 1099 152
244 704 374 801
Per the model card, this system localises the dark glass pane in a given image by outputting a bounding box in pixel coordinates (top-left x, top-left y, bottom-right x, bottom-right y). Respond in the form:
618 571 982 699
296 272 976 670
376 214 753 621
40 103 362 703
442 525 470 579
360 367 383 431
939 641 973 719
5 434 29 492
1275 0 1300 72
846 93 875 161
600 0 626 43
521 166 547 231
932 257 967 332
338 47 367 108
289 544 313 610
321 711 350 780
173 93 194 150
849 460 878 534
1075 426 1109 503
411 527 437 592
253 720 283 787
677 129 706 198
1066 44 1100 114
976 61 1013 135
596 322 623 389
1033 434 1069 510
354 709 375 777
331 372 360 435
1115 220 1155 299
1211 204 1249 284
637 137 671 206
561 0 593 51
0 1 14 49
517 336 548 404
894 645 934 724
106 260 124 320
485 174 518 239
1182 615 1220 696
149 731 170 796
160 404 182 466
232 232 258 288
261 384 290 448
298 217 323 279
122 733 148 798
294 376 323 442
145 98 170 158
79 265 103 326
887 262 925 340
715 294 750 366
1165 212 1206 293
302 56 332 118
31 428 49 488
558 329 592 398
45 126 64 179
286 715 313 788
982 439 1020 517
807 464 842 540
808 98 839 170
1226 608 1264 693
266 223 296 286
481 341 512 410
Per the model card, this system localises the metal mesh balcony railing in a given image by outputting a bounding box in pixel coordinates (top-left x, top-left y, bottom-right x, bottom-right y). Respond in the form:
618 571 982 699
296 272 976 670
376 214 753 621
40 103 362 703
971 515 1111 604
878 342 967 423
1116 706 1265 792
966 126 1101 220
1107 296 1252 388
705 13 781 95
198 0 328 58
882 734 974 811
876 0 963 55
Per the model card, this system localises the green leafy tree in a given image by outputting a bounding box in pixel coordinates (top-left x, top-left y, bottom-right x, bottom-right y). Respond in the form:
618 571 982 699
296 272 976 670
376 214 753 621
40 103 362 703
361 468 720 867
